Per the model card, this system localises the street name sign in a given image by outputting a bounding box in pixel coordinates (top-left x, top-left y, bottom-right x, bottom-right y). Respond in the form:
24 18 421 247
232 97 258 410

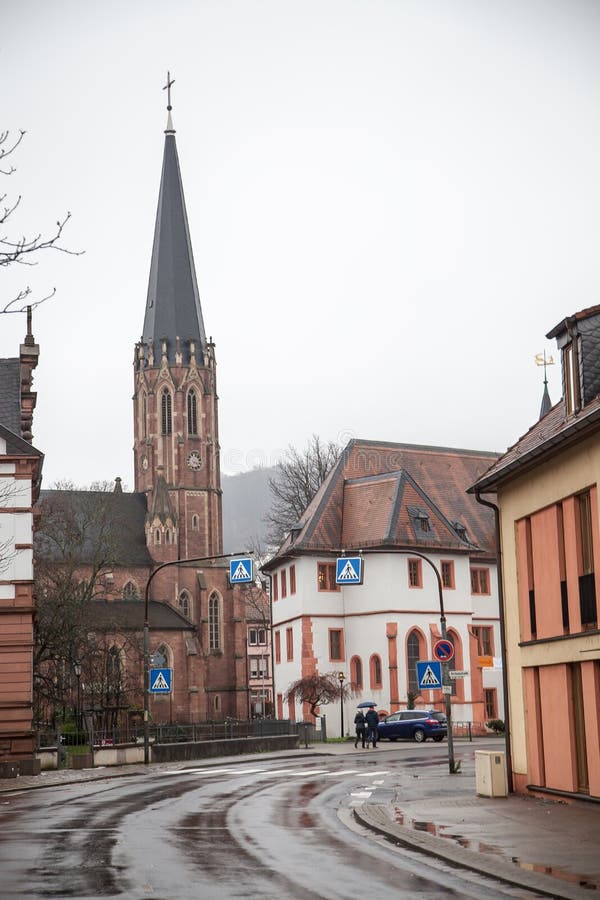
335 556 363 585
229 558 253 584
449 670 469 679
149 667 172 694
417 660 442 690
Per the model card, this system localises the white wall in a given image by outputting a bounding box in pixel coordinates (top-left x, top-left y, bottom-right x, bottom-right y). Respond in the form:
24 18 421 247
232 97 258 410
272 551 501 736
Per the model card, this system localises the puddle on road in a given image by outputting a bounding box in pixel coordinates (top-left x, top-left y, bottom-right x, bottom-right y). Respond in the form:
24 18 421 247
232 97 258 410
394 810 599 891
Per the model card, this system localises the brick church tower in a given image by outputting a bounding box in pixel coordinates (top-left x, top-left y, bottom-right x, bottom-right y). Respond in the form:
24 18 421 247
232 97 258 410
132 84 248 721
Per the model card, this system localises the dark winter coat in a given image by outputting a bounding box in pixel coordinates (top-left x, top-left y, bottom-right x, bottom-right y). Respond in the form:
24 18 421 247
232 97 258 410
354 712 366 733
365 708 379 730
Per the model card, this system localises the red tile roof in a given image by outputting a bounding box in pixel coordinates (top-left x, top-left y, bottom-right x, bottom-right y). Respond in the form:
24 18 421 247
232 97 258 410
266 440 499 566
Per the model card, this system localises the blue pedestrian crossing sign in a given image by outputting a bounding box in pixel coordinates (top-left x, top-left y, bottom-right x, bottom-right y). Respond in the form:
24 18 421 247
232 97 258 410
417 660 442 690
149 667 172 694
335 556 363 585
229 557 253 584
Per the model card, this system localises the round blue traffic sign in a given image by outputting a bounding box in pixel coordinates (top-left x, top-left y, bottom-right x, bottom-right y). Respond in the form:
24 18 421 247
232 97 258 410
433 639 454 662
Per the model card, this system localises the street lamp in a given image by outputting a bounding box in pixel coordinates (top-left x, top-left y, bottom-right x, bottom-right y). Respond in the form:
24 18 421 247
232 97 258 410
338 671 345 739
143 551 250 765
390 550 456 774
73 661 82 732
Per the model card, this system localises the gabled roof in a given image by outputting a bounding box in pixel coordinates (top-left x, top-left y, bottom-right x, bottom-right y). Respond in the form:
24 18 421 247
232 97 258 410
142 123 207 365
89 599 195 631
0 423 43 458
0 358 21 434
37 490 154 567
265 439 499 567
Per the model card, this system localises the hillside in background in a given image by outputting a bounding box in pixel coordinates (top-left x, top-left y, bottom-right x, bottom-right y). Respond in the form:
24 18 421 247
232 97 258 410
221 467 275 553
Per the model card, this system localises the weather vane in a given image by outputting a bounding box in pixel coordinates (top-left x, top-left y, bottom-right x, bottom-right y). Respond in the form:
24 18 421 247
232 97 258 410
535 350 555 386
163 71 175 111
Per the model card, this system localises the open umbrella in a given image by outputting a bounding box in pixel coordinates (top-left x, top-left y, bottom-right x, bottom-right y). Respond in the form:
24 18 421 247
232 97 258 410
357 701 377 708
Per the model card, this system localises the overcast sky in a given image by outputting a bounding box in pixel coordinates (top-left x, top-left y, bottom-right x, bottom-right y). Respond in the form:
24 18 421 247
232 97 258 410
3 1 600 488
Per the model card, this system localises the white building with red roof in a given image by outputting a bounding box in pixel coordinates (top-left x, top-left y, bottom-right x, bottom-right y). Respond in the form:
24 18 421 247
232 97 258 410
264 439 503 737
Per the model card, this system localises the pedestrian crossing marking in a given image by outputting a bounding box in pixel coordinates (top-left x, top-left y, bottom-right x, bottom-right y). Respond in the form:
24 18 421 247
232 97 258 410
163 765 389 779
420 665 441 687
151 671 169 690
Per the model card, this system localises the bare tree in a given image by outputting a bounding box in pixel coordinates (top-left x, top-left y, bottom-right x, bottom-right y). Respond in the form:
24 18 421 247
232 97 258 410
33 488 126 723
266 435 341 545
1 129 82 313
284 672 355 719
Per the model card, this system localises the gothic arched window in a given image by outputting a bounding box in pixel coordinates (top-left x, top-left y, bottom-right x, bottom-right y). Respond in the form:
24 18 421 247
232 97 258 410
122 580 139 600
191 514 199 530
350 655 363 690
407 629 425 696
369 654 382 689
161 389 172 435
209 592 221 650
152 644 170 668
187 390 198 436
141 392 147 439
155 529 161 544
179 590 190 618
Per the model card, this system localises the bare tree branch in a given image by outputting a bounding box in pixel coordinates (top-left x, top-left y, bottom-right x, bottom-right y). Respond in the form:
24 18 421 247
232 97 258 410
284 672 355 719
266 434 341 545
0 129 25 175
1 129 82 313
2 285 56 314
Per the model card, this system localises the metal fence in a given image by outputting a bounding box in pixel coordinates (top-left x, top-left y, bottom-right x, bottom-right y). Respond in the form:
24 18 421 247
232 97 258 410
38 717 325 750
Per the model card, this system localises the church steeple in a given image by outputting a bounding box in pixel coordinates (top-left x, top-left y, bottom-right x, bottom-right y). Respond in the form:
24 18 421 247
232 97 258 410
134 78 222 562
142 74 207 366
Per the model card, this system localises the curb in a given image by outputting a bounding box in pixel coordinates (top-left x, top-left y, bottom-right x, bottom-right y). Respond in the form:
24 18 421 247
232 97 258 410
354 803 590 900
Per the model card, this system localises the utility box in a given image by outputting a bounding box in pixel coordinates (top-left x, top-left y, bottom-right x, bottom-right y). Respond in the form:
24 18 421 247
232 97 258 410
475 750 508 797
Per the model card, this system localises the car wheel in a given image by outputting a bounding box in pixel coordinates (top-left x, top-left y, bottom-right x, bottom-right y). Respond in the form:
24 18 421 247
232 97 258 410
432 735 444 742
413 728 426 743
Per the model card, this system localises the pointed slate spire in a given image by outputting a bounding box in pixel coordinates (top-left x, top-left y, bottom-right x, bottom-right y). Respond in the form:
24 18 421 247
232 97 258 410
539 380 552 419
142 74 206 365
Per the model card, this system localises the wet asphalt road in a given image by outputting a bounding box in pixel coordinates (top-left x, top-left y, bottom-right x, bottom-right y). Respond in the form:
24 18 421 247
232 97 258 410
0 752 541 900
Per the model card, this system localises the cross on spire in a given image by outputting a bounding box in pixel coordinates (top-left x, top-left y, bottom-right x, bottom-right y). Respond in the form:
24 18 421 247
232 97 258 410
163 71 175 111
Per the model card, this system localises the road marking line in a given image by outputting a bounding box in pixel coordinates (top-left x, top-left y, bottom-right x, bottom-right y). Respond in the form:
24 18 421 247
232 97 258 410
323 769 360 776
357 770 390 776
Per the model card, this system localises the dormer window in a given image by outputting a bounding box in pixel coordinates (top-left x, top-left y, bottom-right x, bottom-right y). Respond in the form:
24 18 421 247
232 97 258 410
408 506 432 538
452 521 468 542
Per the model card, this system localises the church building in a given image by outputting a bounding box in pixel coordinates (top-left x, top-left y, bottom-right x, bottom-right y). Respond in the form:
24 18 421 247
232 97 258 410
35 91 260 730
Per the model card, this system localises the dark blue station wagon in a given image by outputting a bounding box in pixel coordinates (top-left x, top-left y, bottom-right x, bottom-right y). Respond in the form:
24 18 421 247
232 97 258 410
377 709 447 743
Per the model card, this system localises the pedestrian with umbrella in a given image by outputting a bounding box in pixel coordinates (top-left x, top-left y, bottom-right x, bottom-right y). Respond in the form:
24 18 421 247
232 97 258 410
361 703 379 748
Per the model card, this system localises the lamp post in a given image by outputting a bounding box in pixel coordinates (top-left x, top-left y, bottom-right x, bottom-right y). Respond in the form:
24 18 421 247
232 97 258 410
338 671 345 739
143 551 250 765
73 661 82 732
394 550 456 774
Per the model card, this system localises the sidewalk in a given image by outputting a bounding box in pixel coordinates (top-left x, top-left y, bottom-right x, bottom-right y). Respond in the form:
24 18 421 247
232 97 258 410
1 740 598 899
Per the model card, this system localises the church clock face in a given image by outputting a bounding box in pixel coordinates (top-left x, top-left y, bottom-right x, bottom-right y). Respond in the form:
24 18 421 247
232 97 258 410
186 450 202 470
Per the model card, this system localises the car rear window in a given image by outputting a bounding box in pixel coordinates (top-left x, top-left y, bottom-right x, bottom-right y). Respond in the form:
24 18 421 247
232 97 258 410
430 712 446 722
